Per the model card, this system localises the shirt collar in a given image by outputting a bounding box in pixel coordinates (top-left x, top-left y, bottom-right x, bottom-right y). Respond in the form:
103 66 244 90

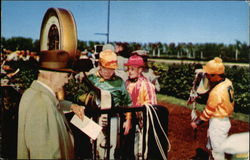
96 71 116 82
128 75 144 83
37 80 56 97
96 71 105 82
128 78 138 82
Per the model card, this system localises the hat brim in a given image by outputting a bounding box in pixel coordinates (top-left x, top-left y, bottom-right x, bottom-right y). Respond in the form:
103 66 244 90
39 66 75 73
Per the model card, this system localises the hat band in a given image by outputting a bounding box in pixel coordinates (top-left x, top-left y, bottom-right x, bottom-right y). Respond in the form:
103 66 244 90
101 60 118 69
40 62 67 69
105 60 117 66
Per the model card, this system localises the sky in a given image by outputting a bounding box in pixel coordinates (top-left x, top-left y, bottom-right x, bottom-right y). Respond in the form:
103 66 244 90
1 1 249 45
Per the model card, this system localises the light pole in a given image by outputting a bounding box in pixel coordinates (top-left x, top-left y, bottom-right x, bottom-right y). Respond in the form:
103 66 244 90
94 0 110 43
107 0 110 43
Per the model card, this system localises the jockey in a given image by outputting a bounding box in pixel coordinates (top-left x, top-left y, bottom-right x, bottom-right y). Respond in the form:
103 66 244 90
191 57 234 160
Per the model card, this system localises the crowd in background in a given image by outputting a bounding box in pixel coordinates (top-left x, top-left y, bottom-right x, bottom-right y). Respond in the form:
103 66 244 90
1 49 39 86
1 42 160 92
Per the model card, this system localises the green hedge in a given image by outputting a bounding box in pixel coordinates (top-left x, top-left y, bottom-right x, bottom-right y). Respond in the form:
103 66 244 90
4 61 249 115
226 66 250 113
150 62 250 114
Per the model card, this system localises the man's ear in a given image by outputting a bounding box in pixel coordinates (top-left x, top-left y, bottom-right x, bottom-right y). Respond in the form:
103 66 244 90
139 67 144 73
98 64 102 71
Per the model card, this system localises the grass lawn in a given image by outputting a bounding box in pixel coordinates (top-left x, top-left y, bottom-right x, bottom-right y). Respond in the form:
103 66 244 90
157 94 249 123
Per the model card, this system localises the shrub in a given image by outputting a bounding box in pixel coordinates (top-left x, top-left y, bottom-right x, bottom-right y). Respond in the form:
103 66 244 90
4 61 249 115
151 62 249 115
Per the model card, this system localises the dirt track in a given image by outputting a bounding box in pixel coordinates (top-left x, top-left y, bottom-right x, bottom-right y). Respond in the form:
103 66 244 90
158 101 249 160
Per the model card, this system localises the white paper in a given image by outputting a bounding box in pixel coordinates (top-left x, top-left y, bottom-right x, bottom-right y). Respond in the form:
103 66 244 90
70 115 102 140
100 89 112 109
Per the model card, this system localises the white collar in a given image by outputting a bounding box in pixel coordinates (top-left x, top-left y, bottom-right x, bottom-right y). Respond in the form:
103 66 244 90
37 80 56 97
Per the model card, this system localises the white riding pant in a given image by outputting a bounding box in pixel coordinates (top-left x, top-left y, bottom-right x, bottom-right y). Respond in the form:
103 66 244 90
207 117 231 160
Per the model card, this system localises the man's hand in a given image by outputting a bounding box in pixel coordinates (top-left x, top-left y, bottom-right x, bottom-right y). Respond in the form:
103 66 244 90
71 104 85 120
191 118 204 129
191 121 198 129
123 119 132 135
3 65 11 71
7 68 20 78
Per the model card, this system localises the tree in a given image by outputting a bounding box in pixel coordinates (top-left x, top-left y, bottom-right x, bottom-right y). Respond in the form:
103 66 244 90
129 42 142 51
33 39 40 52
88 41 98 50
1 36 248 62
176 43 185 58
186 42 193 58
162 43 168 56
239 42 250 61
1 37 6 51
235 40 242 61
77 40 88 51
4 37 33 51
148 43 157 56
168 43 176 56
156 42 162 57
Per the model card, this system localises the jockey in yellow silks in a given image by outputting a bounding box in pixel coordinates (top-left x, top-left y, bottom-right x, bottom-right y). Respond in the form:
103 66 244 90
191 57 234 160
